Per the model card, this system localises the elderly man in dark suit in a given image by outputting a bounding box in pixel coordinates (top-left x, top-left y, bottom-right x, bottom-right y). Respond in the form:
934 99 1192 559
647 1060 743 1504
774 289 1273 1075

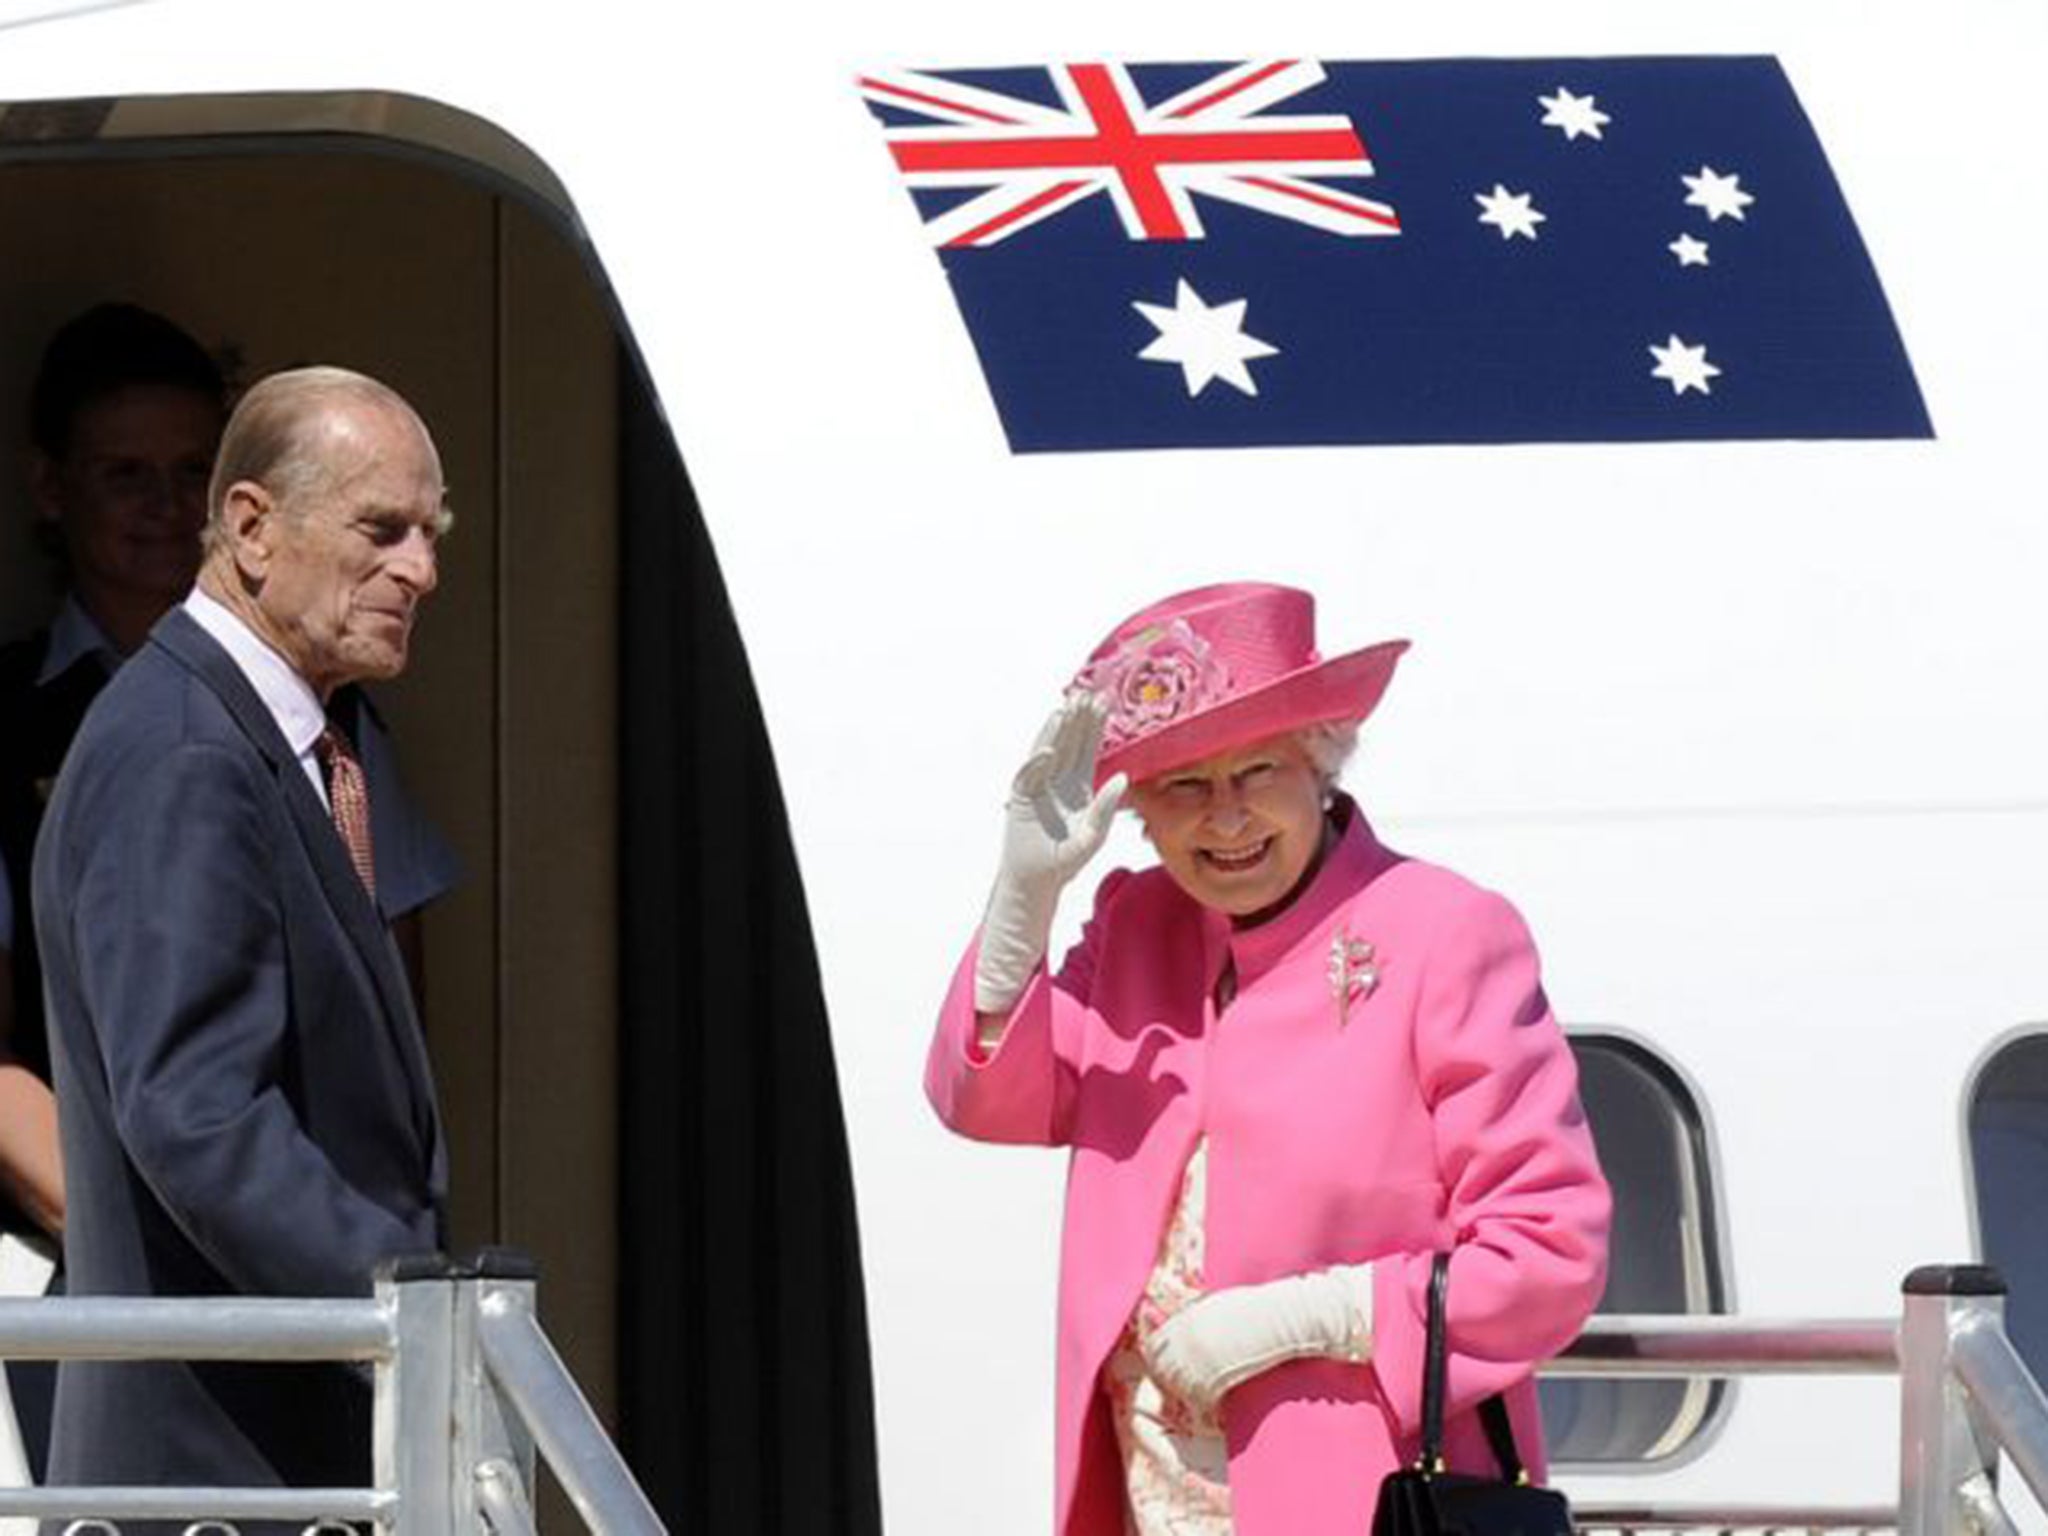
33 365 450 1496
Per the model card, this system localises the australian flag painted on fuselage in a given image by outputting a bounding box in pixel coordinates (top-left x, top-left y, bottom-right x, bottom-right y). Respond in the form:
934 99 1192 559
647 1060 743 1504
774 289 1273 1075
860 57 1933 452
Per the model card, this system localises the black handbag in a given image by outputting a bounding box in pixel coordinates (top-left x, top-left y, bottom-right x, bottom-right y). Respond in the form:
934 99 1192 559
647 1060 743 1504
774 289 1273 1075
1370 1253 1576 1536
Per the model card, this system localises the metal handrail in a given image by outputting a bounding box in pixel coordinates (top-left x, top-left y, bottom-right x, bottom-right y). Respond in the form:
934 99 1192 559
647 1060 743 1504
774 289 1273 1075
1551 1324 1906 1536
1568 1502 1897 1531
7 1266 2037 1536
0 1296 392 1360
474 1456 539 1536
476 1286 664 1535
0 1486 392 1522
1958 1473 2020 1536
1950 1314 2048 1509
1545 1313 1912 1529
1552 1315 1899 1376
0 1259 670 1533
1546 1269 2048 1536
0 1296 399 1525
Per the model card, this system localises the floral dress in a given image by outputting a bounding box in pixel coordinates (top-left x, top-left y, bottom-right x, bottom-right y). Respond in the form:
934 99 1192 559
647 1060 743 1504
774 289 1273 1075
1103 1138 1232 1534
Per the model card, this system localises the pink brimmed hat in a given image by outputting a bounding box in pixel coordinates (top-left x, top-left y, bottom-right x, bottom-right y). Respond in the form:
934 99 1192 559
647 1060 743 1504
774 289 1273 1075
1070 582 1409 788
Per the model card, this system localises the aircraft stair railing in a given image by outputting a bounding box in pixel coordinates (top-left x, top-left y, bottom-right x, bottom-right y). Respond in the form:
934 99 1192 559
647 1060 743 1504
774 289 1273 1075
9 1257 2044 1536
1543 1264 2048 1536
0 1249 666 1535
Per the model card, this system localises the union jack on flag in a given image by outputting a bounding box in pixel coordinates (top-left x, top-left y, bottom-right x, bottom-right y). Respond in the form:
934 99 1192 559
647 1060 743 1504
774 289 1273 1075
858 60 1401 245
860 56 1930 452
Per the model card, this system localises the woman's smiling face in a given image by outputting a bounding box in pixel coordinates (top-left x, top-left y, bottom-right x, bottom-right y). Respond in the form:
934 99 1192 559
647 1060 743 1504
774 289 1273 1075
1131 732 1329 922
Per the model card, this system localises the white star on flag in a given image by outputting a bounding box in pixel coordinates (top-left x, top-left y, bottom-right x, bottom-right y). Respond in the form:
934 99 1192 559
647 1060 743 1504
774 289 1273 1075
1538 88 1610 141
1134 279 1279 397
1682 166 1755 222
1649 334 1722 395
1475 184 1546 240
1669 233 1711 267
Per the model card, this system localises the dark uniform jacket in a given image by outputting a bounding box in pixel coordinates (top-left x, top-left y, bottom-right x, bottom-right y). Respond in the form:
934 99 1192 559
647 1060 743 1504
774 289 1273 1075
32 607 447 1492
0 613 457 1231
0 628 107 1101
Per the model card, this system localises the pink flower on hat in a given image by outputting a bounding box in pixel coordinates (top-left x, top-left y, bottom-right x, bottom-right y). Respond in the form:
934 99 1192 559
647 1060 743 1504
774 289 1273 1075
1074 620 1232 752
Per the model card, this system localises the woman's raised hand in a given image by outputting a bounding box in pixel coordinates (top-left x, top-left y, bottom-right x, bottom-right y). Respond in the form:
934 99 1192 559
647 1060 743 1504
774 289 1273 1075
973 694 1128 1015
1006 693 1128 888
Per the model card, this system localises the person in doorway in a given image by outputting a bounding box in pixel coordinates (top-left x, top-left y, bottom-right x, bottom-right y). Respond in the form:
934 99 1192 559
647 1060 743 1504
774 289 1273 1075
35 366 453 1499
0 300 226 1479
0 302 223 1257
926 582 1612 1535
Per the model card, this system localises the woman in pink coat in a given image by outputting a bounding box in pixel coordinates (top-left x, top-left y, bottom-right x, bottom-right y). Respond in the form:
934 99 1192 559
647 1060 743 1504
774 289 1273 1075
927 582 1611 1536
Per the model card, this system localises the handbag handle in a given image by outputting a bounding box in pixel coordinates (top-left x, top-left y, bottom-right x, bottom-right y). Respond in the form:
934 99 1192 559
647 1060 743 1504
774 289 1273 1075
1419 1253 1450 1469
1419 1252 1532 1484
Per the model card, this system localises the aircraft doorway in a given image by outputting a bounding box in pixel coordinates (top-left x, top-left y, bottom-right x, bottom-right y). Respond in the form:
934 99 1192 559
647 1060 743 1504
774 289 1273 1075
0 93 878 1532
0 132 628 1409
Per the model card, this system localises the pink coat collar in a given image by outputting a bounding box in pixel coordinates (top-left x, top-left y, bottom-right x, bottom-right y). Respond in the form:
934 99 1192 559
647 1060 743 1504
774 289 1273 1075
1202 797 1401 992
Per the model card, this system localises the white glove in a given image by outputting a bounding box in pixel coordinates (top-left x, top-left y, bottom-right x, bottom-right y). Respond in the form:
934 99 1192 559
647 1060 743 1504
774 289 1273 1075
1143 1263 1375 1410
973 694 1127 1014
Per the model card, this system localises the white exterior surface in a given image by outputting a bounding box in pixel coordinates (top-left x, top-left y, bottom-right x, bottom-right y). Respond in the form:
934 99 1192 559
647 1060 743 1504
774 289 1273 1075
1 1 2043 1529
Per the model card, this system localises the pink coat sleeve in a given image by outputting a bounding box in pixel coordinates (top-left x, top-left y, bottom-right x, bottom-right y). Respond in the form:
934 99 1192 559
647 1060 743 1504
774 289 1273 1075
1368 886 1611 1433
923 870 1128 1147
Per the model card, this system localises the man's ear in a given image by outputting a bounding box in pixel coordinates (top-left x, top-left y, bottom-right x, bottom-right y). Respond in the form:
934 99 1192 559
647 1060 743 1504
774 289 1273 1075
221 481 275 579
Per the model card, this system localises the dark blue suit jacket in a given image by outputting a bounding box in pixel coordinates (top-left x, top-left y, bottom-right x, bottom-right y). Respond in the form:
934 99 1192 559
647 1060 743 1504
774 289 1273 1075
32 607 446 1490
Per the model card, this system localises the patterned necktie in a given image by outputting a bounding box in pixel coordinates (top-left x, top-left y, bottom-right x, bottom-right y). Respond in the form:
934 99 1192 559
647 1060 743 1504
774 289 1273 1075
315 725 378 900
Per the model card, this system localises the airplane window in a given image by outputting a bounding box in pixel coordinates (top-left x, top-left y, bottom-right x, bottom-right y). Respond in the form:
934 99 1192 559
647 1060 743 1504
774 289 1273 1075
1967 1029 2048 1380
1542 1031 1732 1467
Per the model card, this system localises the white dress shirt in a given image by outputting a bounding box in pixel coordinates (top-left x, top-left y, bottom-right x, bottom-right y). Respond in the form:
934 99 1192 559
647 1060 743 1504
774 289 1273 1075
182 587 332 810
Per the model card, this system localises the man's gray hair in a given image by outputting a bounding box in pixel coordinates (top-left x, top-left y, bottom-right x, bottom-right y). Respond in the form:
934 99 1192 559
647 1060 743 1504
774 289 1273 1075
203 365 426 549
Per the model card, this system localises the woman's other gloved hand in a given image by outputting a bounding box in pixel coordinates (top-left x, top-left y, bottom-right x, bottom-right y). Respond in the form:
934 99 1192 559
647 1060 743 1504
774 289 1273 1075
974 693 1127 1015
1142 1263 1376 1410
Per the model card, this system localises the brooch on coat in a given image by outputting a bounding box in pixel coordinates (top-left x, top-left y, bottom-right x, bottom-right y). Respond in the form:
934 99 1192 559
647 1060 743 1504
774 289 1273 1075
1327 927 1379 1027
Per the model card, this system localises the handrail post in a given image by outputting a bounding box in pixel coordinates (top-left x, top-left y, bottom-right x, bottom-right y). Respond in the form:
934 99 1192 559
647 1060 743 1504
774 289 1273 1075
1899 1264 2006 1536
475 1279 666 1533
457 1249 540 1530
376 1255 463 1536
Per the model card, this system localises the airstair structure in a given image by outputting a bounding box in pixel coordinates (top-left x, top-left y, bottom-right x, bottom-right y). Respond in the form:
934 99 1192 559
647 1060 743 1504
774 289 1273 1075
1552 1267 2048 1536
0 1261 2043 1534
0 1251 662 1534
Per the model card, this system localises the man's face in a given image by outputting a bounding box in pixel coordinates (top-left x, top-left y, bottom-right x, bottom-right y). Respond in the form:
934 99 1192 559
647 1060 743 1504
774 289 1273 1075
37 384 222 610
251 403 446 696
